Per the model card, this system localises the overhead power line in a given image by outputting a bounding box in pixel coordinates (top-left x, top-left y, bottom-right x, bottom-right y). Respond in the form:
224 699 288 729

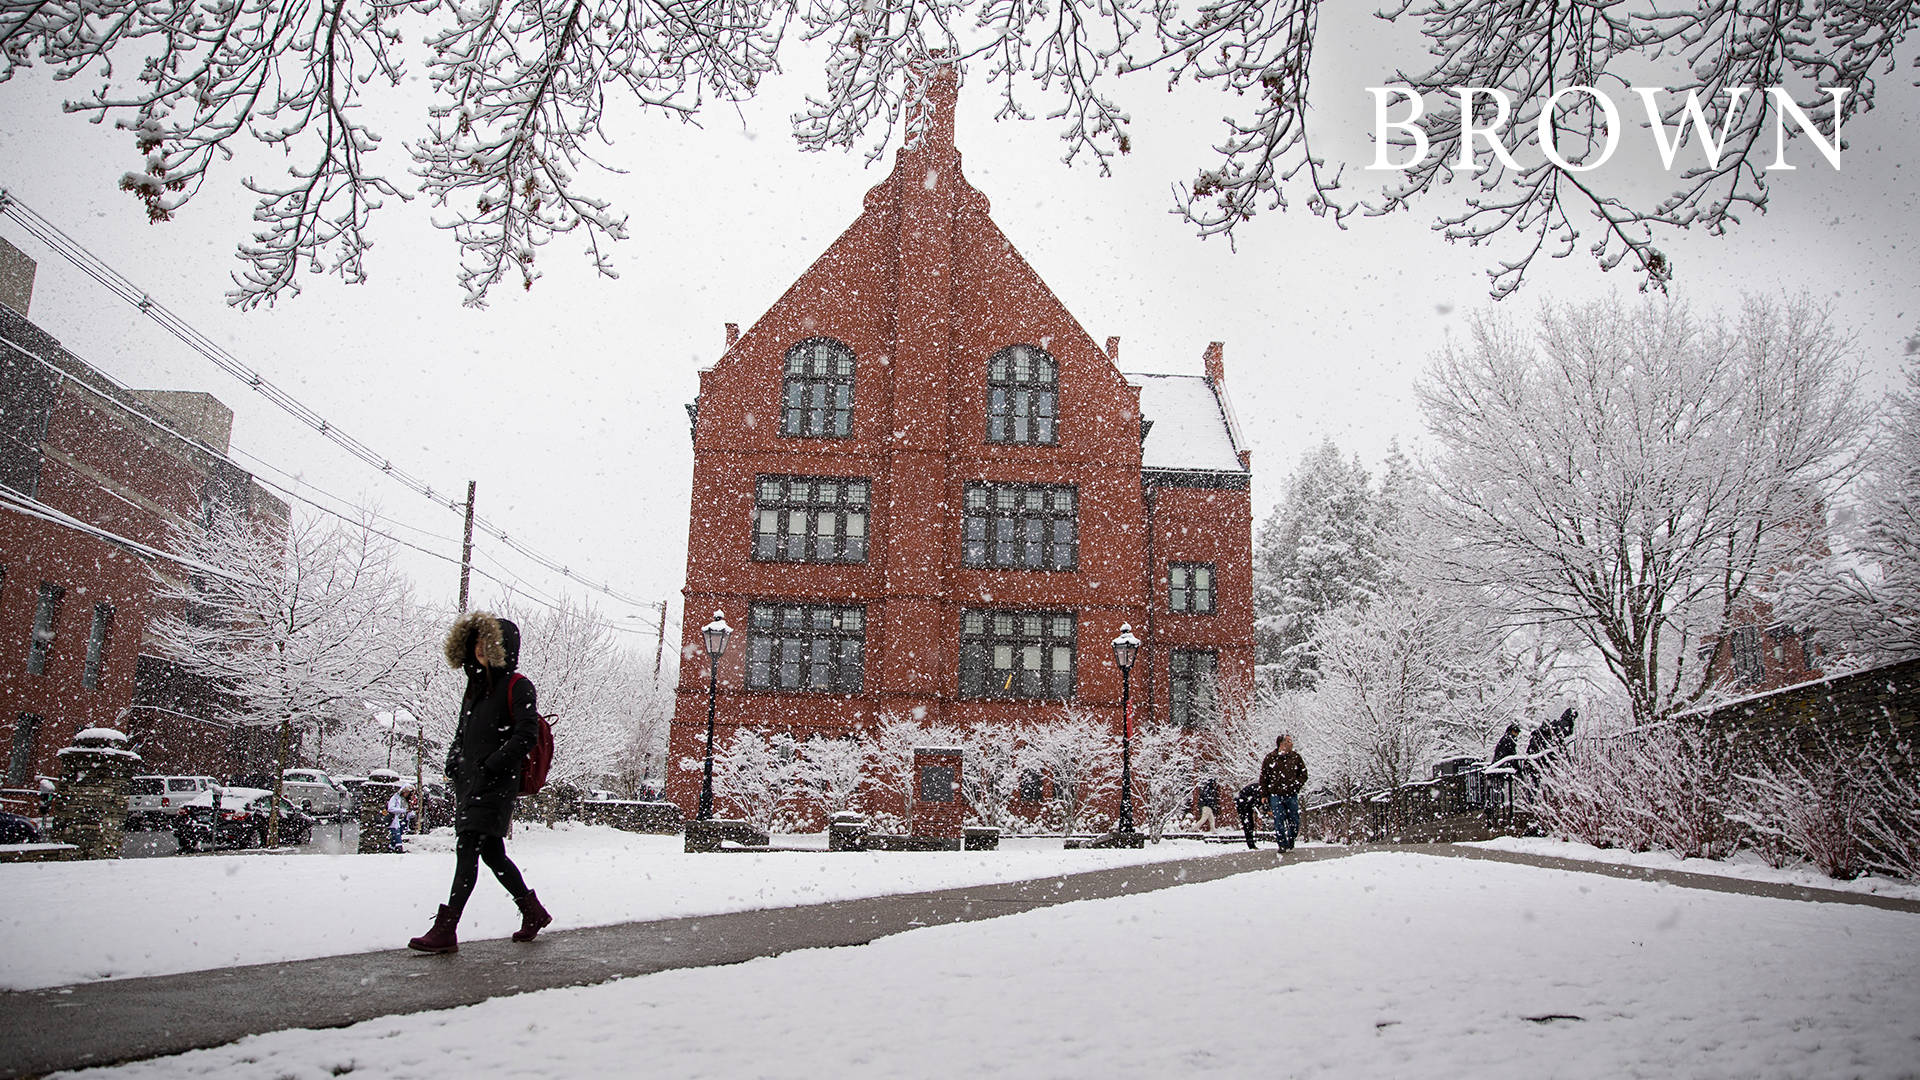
0 187 660 612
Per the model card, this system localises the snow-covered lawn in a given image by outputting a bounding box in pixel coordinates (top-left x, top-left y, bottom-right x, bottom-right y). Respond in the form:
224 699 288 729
0 824 1229 991
1468 835 1920 902
61 852 1920 1080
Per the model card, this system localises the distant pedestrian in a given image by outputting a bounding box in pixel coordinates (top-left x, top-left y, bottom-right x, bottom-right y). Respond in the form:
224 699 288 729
1259 734 1309 852
408 611 553 954
1491 724 1521 768
386 785 415 852
1196 777 1221 833
1235 783 1264 849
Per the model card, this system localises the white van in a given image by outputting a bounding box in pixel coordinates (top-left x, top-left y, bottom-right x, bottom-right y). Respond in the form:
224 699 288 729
125 775 220 829
281 769 351 817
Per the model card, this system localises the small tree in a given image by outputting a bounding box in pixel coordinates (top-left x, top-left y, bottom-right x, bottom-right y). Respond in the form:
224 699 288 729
1019 708 1117 835
798 734 867 820
955 725 1022 832
1129 724 1208 842
151 505 418 844
710 729 802 833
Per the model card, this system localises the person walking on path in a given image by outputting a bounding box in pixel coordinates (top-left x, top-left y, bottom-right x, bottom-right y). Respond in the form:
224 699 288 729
408 611 553 954
1259 735 1309 852
1195 777 1221 833
386 784 415 853
1234 782 1264 849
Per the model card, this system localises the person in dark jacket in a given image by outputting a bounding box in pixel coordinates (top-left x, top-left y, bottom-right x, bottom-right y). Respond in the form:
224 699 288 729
1234 783 1264 849
1259 734 1309 852
1491 724 1521 768
1195 777 1222 833
408 611 552 953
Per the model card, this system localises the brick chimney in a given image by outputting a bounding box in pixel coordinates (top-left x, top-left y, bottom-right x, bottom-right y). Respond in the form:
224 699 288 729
1203 341 1225 385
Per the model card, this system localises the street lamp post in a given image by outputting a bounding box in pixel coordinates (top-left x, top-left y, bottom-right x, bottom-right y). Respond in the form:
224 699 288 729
1112 623 1141 835
697 611 732 821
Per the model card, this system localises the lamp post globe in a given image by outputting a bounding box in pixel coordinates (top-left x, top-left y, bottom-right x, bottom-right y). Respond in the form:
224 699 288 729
697 611 732 821
1112 624 1141 834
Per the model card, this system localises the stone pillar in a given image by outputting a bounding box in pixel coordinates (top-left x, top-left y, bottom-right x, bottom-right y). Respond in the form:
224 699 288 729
910 747 964 846
49 728 142 860
358 780 404 853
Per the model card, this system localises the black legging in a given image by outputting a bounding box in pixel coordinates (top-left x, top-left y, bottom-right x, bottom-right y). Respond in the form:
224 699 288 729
447 831 529 915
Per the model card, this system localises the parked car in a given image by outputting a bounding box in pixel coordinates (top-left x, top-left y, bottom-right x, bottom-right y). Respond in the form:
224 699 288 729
280 769 351 817
0 810 42 844
172 787 316 851
125 775 221 830
366 768 405 785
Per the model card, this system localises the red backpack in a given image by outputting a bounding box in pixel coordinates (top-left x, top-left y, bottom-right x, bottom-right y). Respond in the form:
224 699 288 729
505 673 555 797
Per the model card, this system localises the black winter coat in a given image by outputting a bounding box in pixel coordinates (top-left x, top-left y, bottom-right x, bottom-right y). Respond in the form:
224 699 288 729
443 612 540 836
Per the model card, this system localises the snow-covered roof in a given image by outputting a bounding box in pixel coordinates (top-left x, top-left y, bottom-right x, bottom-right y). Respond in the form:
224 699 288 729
1127 373 1248 474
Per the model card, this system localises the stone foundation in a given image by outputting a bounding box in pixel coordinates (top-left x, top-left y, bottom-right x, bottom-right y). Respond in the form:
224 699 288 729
48 729 141 860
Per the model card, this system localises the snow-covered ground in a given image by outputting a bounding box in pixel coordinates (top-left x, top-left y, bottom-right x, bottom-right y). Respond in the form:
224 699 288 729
1468 835 1920 902
0 824 1228 991
60 852 1920 1080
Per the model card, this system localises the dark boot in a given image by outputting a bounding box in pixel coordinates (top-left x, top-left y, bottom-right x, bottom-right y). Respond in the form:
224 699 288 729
511 891 552 943
408 905 460 954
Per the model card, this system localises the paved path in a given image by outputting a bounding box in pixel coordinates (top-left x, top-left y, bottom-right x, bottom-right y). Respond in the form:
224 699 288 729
0 848 1331 1078
3 843 1913 1077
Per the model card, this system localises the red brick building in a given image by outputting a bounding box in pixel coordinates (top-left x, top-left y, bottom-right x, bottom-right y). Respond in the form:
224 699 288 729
0 245 287 784
667 69 1254 821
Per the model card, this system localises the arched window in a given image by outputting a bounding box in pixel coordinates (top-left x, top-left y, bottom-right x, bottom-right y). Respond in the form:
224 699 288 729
781 338 855 438
987 344 1057 445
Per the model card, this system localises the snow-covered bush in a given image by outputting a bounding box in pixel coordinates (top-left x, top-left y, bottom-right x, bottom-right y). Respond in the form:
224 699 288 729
1731 741 1869 879
1531 723 1739 860
1128 723 1209 841
709 729 803 832
955 725 1022 831
797 735 866 820
1019 708 1117 835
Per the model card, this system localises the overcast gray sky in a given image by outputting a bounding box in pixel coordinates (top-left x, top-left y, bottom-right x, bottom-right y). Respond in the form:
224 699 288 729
3 17 1915 657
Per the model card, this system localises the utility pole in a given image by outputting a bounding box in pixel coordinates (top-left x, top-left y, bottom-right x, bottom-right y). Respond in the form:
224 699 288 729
457 481 477 613
653 599 668 678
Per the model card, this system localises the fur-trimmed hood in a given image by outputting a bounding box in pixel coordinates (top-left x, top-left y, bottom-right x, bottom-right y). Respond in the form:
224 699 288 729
444 611 520 671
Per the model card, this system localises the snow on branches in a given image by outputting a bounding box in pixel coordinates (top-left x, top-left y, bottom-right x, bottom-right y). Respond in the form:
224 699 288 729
6 0 1909 303
1420 295 1864 727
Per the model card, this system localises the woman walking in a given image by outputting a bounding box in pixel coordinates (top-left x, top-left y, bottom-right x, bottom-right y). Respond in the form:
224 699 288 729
408 611 553 953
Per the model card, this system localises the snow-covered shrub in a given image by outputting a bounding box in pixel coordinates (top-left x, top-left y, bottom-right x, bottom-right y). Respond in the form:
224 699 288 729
859 711 964 833
1735 728 1920 880
710 729 802 832
1731 739 1869 880
797 735 866 820
955 725 1022 831
1855 736 1920 879
1019 708 1117 835
1129 723 1208 841
1532 723 1739 859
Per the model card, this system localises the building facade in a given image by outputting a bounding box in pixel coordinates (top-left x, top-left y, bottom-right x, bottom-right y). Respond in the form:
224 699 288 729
0 249 287 785
667 68 1254 822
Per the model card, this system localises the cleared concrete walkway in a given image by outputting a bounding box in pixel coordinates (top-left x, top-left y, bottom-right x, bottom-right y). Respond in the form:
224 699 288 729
3 843 1912 1077
0 848 1329 1078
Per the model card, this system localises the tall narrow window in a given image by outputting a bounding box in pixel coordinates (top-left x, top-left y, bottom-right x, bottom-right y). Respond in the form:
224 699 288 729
752 476 870 563
1169 650 1219 730
83 603 114 689
745 604 866 693
1728 626 1764 687
1167 563 1216 614
962 484 1077 570
781 338 856 438
959 610 1075 699
7 713 43 786
987 344 1058 444
26 582 62 676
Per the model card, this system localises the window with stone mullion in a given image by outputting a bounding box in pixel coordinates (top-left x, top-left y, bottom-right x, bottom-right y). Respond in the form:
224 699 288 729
745 603 866 693
781 338 855 438
959 609 1075 699
987 344 1058 445
753 476 870 563
1169 649 1218 729
1168 563 1216 614
962 484 1077 571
